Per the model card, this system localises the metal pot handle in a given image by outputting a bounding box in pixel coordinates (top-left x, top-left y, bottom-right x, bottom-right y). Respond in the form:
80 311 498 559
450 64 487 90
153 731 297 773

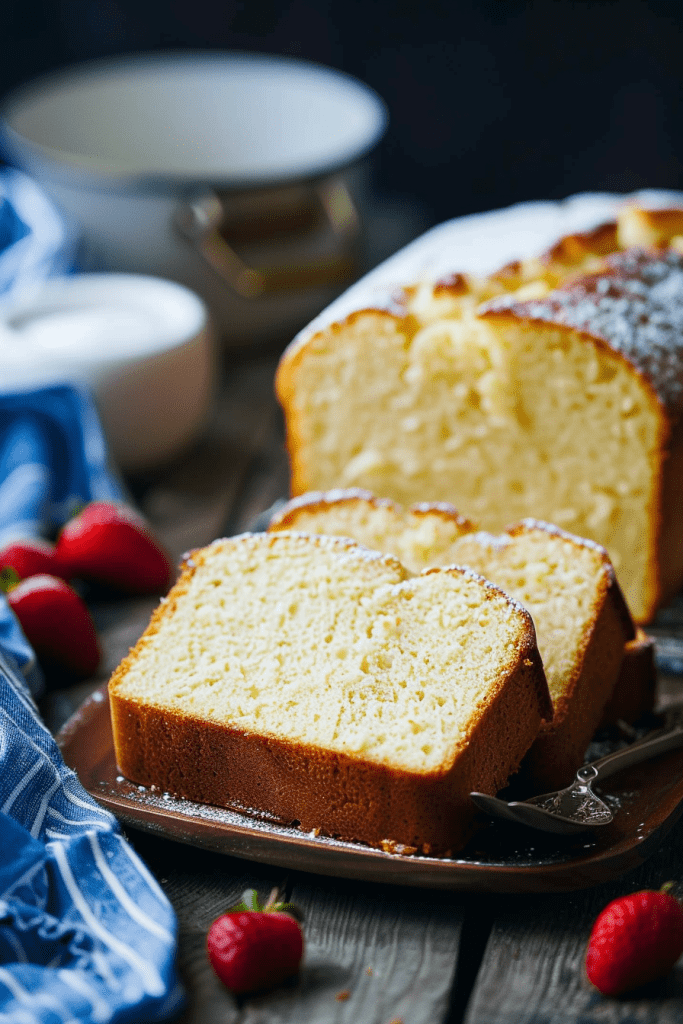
174 179 360 299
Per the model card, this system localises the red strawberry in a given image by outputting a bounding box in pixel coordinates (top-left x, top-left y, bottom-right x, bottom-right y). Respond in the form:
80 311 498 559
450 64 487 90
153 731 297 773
586 883 683 995
0 538 66 582
207 888 304 995
6 574 100 680
56 501 173 595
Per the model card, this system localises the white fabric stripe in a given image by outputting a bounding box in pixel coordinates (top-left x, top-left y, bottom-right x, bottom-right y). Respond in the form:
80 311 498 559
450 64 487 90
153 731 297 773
47 808 106 828
0 967 74 1022
0 463 49 499
0 709 114 836
88 833 174 944
49 842 165 997
58 969 112 1024
30 777 61 838
1 759 42 815
115 834 171 907
0 968 30 1004
0 704 61 782
3 931 28 963
0 708 113 825
44 829 70 840
1 860 45 902
92 950 119 991
61 785 114 820
0 680 44 728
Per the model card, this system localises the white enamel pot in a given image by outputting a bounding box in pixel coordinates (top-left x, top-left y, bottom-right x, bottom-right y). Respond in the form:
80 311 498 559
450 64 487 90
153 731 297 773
0 51 388 349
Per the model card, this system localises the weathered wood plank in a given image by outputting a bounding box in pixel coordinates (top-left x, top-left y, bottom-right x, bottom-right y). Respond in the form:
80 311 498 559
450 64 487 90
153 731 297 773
463 819 683 1024
237 875 465 1024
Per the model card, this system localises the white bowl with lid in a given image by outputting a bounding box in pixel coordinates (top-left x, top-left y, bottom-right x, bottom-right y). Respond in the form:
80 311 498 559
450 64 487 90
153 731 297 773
0 273 214 472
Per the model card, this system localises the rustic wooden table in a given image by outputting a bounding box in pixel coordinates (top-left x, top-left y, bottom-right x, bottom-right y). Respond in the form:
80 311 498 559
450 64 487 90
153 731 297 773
40 352 683 1024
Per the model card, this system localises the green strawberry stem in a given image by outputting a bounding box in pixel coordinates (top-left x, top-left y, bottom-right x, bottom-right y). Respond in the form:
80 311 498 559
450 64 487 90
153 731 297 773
0 567 21 593
227 888 303 921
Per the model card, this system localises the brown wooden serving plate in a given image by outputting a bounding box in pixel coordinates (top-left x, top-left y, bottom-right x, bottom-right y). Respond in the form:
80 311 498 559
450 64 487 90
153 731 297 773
58 684 683 894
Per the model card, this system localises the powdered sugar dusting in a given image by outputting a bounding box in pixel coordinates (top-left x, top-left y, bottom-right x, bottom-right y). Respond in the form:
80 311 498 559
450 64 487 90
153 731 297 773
516 517 609 556
415 563 532 620
272 488 398 520
456 530 512 552
481 248 683 414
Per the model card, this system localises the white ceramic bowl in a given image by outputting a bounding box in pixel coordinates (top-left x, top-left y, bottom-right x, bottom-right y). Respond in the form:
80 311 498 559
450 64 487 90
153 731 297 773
0 273 214 472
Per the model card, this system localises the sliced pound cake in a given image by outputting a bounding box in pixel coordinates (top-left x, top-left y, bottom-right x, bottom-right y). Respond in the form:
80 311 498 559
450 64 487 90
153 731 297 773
109 530 551 854
270 495 636 788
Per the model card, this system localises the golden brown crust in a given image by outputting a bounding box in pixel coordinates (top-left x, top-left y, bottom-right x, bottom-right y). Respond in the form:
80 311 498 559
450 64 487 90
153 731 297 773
599 627 656 727
407 501 477 532
442 518 635 788
654 413 683 610
478 250 682 624
269 488 478 537
618 206 683 248
268 488 402 530
506 519 636 643
521 556 634 789
542 221 619 267
433 272 470 296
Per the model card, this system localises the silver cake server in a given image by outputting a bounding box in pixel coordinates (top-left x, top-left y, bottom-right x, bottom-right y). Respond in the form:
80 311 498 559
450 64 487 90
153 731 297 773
471 725 683 835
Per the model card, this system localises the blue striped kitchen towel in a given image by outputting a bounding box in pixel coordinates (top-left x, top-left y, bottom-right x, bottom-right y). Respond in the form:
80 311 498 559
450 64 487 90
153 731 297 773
0 383 127 700
0 650 185 1023
0 382 185 1021
0 384 126 549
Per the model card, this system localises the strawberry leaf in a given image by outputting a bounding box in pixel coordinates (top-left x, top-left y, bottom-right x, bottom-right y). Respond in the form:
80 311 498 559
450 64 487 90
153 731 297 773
0 567 21 593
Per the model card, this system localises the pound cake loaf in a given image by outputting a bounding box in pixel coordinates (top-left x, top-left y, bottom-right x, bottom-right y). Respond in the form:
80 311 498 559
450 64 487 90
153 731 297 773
270 494 635 787
276 244 683 623
109 530 551 854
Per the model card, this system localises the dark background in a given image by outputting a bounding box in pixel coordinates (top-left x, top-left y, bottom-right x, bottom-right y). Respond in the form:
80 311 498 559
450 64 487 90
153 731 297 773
2 0 682 231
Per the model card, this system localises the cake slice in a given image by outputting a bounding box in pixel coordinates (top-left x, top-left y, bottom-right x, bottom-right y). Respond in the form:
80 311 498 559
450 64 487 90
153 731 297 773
109 530 551 854
268 488 476 572
444 522 635 788
270 495 636 787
